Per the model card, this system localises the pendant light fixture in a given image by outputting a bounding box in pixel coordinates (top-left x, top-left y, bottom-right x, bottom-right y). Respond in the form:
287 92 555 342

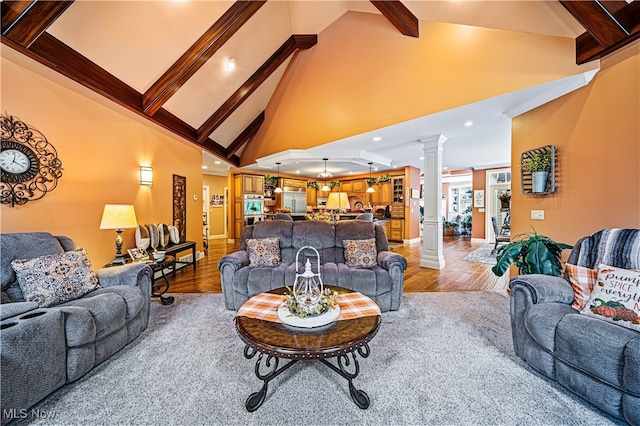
366 162 375 193
274 162 283 193
320 158 330 192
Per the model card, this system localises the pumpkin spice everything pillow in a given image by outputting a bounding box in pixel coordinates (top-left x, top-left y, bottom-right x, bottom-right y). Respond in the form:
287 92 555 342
580 263 640 331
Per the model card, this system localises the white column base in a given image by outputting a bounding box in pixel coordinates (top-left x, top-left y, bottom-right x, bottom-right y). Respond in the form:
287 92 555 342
420 253 445 269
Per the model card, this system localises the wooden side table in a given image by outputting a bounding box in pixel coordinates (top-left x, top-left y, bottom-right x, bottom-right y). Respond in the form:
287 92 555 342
149 255 176 305
103 256 175 305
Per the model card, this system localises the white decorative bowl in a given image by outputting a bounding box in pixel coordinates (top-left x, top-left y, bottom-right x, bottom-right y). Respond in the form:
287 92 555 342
153 251 166 262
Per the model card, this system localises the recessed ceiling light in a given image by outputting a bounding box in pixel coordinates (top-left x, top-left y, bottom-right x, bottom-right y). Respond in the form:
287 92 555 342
202 166 208 169
373 137 382 141
464 121 473 127
214 161 221 165
225 59 236 71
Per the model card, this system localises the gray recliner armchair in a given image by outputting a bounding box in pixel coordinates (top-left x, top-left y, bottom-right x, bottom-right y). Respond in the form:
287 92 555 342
509 228 639 425
1 232 152 425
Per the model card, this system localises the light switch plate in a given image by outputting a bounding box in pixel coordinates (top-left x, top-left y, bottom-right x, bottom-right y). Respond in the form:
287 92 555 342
531 210 544 220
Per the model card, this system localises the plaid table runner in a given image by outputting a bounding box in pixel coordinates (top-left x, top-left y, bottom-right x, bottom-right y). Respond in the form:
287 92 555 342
236 291 381 323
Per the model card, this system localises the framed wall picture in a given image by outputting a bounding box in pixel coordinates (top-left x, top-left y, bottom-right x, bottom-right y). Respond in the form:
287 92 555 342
473 190 485 208
173 174 187 242
210 194 223 207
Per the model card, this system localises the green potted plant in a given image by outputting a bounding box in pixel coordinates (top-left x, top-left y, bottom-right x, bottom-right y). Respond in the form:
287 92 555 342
307 182 319 190
443 220 458 236
264 175 278 186
521 151 552 193
491 228 573 277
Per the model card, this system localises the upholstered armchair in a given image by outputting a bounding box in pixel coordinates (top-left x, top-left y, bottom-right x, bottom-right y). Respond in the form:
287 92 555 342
509 228 639 425
1 232 152 425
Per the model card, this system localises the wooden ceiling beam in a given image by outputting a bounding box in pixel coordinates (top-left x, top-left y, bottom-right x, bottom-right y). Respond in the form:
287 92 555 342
560 0 628 47
561 0 640 64
1 0 73 48
225 111 265 159
2 33 235 165
369 1 419 38
142 0 266 116
196 34 317 145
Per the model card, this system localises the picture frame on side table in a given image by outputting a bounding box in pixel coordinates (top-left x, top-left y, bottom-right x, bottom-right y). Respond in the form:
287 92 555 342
128 248 149 261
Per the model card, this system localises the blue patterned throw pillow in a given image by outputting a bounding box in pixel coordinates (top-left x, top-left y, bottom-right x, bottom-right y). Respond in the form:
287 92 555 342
246 237 281 268
11 248 100 307
343 238 377 268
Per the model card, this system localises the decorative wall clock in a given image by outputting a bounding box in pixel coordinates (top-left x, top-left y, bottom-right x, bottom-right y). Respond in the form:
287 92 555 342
0 115 63 206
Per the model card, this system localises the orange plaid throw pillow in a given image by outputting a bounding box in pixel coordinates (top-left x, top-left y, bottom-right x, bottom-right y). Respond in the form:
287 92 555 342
565 263 597 310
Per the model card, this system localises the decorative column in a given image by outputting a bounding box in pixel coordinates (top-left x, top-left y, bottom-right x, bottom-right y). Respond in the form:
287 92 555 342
420 134 447 269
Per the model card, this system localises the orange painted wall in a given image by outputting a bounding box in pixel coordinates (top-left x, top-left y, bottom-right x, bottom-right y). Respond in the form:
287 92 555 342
1 54 204 266
511 45 640 248
242 11 596 165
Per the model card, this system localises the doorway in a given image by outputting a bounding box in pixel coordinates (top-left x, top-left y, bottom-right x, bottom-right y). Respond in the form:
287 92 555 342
485 169 511 243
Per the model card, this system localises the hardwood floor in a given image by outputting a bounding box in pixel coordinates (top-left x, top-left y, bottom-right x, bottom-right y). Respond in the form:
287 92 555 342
167 235 508 294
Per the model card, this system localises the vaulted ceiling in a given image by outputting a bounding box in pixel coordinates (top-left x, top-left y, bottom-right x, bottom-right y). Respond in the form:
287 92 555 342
2 1 639 177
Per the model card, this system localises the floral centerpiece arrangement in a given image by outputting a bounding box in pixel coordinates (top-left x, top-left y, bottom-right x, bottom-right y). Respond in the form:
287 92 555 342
305 212 332 221
283 286 338 318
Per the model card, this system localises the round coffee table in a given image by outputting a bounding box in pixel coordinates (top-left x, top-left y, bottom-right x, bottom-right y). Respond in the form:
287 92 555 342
235 287 381 412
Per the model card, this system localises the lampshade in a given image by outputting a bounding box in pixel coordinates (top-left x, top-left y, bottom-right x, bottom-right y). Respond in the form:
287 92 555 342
99 204 138 230
326 192 349 210
140 166 153 186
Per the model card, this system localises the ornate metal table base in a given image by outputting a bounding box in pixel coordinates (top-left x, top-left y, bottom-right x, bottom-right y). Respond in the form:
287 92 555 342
242 342 373 412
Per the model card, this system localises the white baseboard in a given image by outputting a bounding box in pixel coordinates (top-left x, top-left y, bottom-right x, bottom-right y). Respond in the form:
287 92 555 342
471 238 488 244
208 234 227 240
404 237 422 245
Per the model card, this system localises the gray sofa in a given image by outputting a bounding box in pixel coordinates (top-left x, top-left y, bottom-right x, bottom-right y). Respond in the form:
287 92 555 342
218 219 407 311
1 232 152 425
509 228 639 425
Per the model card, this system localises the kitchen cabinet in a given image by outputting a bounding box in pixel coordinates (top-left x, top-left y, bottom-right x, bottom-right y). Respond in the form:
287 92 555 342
389 219 404 241
282 178 306 189
369 181 391 205
307 187 317 206
392 177 404 204
242 175 264 194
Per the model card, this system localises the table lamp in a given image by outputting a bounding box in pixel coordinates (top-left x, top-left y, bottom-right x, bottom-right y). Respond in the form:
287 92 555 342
326 192 349 221
99 204 138 264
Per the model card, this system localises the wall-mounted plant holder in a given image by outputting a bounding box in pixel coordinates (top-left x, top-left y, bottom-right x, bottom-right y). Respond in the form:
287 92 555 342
520 145 557 195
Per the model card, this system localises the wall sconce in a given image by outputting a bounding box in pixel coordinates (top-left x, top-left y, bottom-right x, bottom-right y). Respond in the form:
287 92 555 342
140 166 153 186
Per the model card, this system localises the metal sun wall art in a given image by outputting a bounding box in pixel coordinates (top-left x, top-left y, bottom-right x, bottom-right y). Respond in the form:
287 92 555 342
0 115 63 206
